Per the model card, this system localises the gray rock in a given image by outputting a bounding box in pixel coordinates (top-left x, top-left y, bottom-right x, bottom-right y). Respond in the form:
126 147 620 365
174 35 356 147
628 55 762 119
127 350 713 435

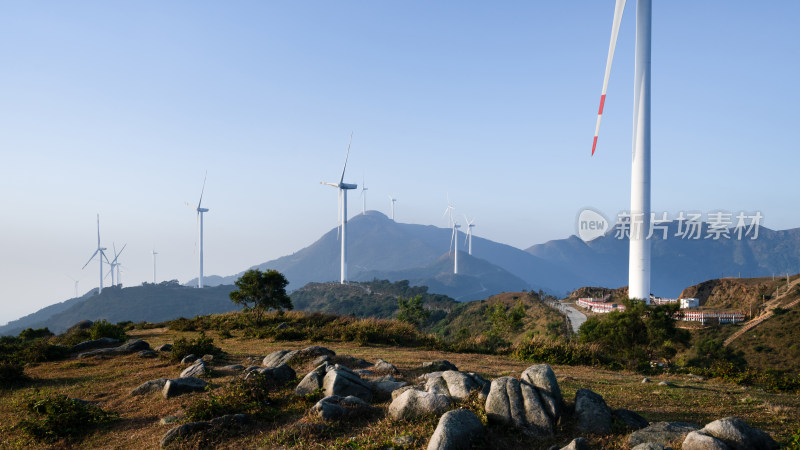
181 354 198 364
355 369 374 377
631 444 671 450
628 422 700 448
484 376 553 436
392 435 415 448
70 337 120 353
372 380 408 400
658 381 675 387
683 430 730 450
160 413 248 447
700 417 778 450
295 371 324 396
420 360 458 373
180 359 207 378
574 389 613 434
155 343 173 352
427 409 484 450
642 377 652 383
262 346 335 368
392 385 416 400
201 354 214 362
521 364 562 422
117 339 150 352
162 377 208 398
68 319 93 331
312 355 332 366
159 415 181 425
137 350 158 358
245 363 296 384
311 395 372 421
614 408 650 430
560 437 590 450
219 364 245 371
131 378 169 396
323 367 373 402
389 389 451 420
374 359 399 373
422 371 488 402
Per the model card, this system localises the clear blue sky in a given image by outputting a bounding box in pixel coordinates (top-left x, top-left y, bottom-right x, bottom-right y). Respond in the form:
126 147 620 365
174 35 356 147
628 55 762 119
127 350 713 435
1 1 798 325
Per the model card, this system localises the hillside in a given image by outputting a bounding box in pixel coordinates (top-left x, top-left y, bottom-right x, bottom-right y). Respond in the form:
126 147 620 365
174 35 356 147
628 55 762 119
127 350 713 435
679 275 799 311
0 282 239 335
527 222 800 298
0 289 96 335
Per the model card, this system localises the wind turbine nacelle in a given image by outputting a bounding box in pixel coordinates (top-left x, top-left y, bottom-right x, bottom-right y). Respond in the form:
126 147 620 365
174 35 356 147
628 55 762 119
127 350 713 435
198 208 209 213
340 183 358 190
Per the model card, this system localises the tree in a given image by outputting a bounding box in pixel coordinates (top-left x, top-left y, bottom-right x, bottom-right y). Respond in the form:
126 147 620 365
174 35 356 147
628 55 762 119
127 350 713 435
396 295 430 327
229 269 292 324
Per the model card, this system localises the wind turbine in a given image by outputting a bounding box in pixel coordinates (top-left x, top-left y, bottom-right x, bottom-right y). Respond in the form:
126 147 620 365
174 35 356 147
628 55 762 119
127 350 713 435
186 172 209 288
463 215 476 255
106 243 126 287
360 176 368 215
591 0 652 303
449 222 461 275
152 249 158 284
321 132 357 284
388 196 397 221
82 214 110 294
66 275 80 298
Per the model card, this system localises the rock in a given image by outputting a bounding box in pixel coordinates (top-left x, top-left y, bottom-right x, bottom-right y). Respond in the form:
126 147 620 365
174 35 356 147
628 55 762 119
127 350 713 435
614 409 650 431
160 413 249 447
560 437 590 450
683 431 730 450
311 395 372 421
642 377 652 383
392 385 416 400
137 350 158 358
262 346 335 368
355 369 374 377
372 380 409 400
419 360 458 373
181 354 198 364
699 417 778 450
117 339 150 352
312 355 332 366
658 381 675 387
389 389 451 420
201 354 214 362
162 377 208 398
155 343 173 352
159 415 181 425
574 389 613 434
70 337 120 353
323 367 373 402
180 359 207 378
245 363 296 384
422 371 488 402
375 374 396 382
131 378 169 396
631 444 671 450
219 364 245 371
427 409 484 450
68 319 94 331
628 422 700 448
391 435 416 448
374 359 399 373
484 376 553 436
295 371 324 396
521 364 562 422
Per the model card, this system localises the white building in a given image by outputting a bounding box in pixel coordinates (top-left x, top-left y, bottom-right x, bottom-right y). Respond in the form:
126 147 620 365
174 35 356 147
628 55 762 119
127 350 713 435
680 298 700 309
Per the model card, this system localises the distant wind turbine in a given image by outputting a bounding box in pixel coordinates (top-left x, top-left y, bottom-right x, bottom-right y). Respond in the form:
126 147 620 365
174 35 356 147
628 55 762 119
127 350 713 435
463 215 476 255
82 214 110 294
360 176 368 215
449 222 461 275
186 172 209 288
388 195 397 221
66 275 80 298
320 132 358 284
591 0 652 303
106 243 126 287
152 249 158 284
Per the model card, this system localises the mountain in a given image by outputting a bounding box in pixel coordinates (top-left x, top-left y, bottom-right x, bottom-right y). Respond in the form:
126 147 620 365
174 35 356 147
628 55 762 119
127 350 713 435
0 281 239 335
0 289 97 335
527 222 800 297
193 211 585 296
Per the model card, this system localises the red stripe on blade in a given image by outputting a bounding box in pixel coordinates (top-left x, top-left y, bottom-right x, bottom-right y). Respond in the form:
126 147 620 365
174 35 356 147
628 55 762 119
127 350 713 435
592 136 598 156
598 94 606 115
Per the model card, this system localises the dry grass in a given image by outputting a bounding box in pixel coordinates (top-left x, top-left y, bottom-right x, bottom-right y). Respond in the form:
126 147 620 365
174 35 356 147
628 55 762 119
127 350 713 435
1 327 799 449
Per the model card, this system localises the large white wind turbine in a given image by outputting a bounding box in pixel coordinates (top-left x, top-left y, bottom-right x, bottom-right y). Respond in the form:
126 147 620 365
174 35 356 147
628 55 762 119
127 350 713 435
321 133 358 284
449 222 461 275
187 173 209 288
463 215 476 255
592 0 652 303
388 196 397 221
82 214 110 294
106 243 126 287
152 249 158 284
360 176 368 215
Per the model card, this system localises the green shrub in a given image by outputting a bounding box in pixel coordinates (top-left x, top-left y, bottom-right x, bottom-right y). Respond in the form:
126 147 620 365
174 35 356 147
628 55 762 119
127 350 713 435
170 332 222 362
18 328 54 341
15 393 117 442
513 336 603 366
184 373 278 421
17 340 69 364
88 320 127 341
0 361 27 386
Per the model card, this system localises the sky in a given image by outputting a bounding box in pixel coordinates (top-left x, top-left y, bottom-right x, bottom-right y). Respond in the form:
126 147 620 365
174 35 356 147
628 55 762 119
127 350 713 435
1 1 798 325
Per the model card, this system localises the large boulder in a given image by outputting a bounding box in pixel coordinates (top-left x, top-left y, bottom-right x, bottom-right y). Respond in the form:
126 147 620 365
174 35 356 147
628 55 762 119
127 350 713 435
131 378 168 396
627 422 700 448
696 417 778 450
389 389 451 421
427 409 484 450
77 339 151 358
162 377 208 398
373 359 399 374
180 359 207 378
560 437 590 450
613 409 650 431
574 389 613 434
419 360 458 373
520 364 562 422
295 363 331 396
70 337 120 353
245 363 296 385
323 365 373 402
484 376 553 436
372 379 408 401
160 413 249 447
424 371 489 402
262 346 335 368
311 395 372 421
683 431 730 450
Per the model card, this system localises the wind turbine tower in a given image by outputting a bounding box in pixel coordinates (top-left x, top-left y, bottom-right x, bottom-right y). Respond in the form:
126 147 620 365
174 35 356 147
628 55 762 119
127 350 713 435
591 0 652 303
187 173 209 288
464 215 476 255
107 243 126 287
152 249 158 284
388 196 397 221
321 133 358 284
451 222 461 274
82 214 110 294
361 177 368 215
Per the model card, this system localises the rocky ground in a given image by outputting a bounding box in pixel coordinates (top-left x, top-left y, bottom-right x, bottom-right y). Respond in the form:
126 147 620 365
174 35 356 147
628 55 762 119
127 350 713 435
1 327 798 449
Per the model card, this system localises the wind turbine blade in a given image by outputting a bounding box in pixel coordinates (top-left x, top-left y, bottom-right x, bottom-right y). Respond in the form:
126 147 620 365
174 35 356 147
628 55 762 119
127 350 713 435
101 250 111 264
339 132 353 185
198 171 207 209
592 0 627 156
449 226 455 254
96 214 101 246
117 243 127 260
82 249 99 269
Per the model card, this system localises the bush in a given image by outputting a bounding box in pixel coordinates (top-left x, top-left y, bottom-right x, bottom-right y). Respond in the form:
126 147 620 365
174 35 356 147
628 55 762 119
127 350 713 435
16 340 69 364
170 332 222 362
513 336 603 366
88 320 127 341
0 361 27 386
18 328 53 341
184 373 279 421
15 393 117 442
